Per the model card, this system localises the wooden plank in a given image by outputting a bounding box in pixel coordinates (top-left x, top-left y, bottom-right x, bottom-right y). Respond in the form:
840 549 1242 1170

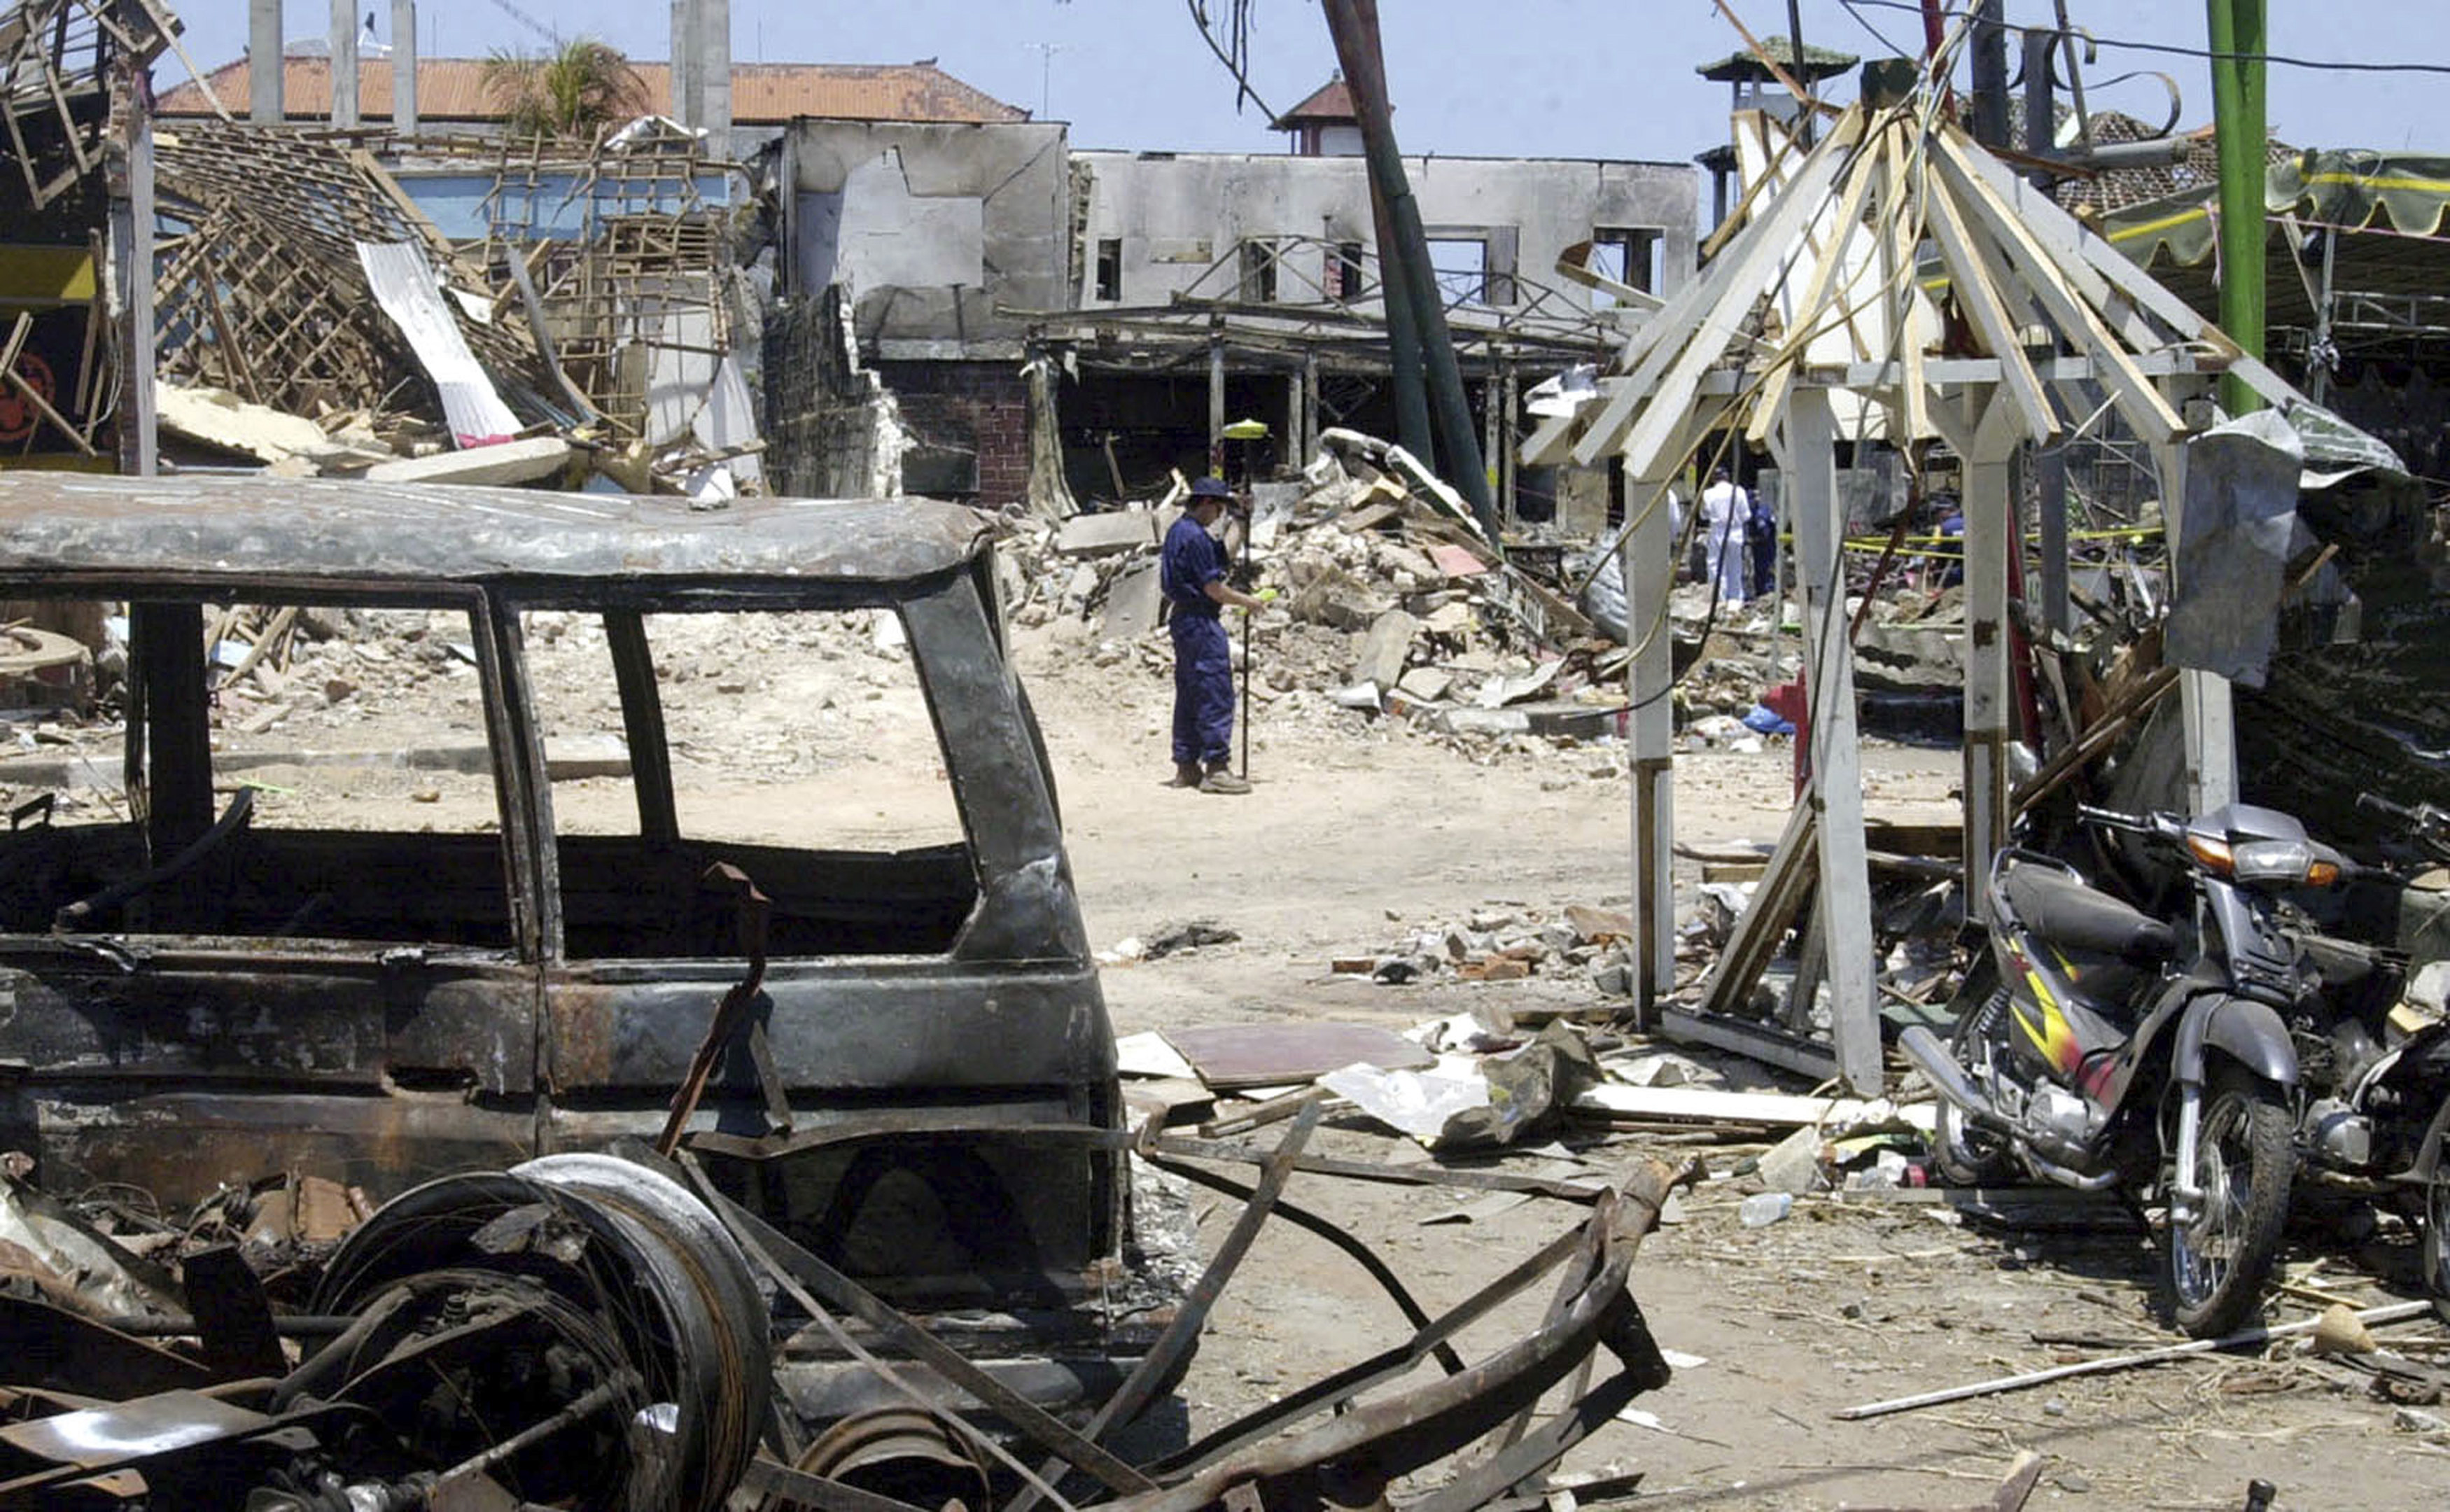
1163 1023 1434 1091
1658 1007 1840 1084
1919 175 2055 444
1928 138 2185 443
1746 116 1889 447
1569 1083 1889 1129
1572 108 1864 468
1627 453 1676 1020
1790 388 1883 1096
1599 118 1866 475
1962 447 2013 904
1869 120 1935 442
1697 798 1818 1018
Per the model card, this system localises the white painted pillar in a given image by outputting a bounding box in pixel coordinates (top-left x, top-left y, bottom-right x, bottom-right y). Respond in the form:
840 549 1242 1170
700 0 732 144
1626 459 1679 1023
2157 438 2237 812
392 1 419 134
329 0 359 128
1790 389 1882 1096
670 0 701 130
1962 430 2015 904
248 0 283 123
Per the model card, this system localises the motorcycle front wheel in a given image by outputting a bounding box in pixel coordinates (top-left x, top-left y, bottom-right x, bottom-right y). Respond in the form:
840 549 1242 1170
1932 967 2014 1187
2418 1092 2450 1326
2165 1070 2292 1338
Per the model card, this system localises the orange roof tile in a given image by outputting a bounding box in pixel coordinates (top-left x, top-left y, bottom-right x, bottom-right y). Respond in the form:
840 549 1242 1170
1270 76 1356 130
157 56 1027 126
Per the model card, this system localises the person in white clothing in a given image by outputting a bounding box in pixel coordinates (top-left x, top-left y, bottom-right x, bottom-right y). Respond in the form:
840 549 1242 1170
1699 466 1749 604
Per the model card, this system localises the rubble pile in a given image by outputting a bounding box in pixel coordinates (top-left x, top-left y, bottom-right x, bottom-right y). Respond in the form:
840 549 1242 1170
145 120 767 503
1334 901 1636 993
997 430 1644 763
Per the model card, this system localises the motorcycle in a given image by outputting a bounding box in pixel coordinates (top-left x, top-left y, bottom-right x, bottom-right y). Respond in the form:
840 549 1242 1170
2285 792 2450 1322
1905 802 2325 1338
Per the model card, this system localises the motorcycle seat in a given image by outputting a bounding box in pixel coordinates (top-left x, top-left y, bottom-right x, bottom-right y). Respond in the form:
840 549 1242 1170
2002 864 2179 965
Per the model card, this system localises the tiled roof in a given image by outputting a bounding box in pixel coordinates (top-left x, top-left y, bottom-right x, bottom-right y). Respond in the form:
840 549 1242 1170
156 56 1028 125
1695 37 1859 83
1270 76 1356 129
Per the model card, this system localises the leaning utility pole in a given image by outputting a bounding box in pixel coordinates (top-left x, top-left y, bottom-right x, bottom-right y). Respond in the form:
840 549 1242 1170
1320 0 1503 548
2205 0 2267 414
1968 0 2010 150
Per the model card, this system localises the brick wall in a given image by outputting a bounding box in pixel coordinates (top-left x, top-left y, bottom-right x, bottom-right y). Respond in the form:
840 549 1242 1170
876 360 1030 504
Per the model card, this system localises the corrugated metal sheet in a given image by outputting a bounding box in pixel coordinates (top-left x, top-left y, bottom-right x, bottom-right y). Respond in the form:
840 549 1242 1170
158 57 1027 126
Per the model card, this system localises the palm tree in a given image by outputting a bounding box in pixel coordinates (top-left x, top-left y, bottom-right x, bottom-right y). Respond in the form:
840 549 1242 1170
480 37 650 141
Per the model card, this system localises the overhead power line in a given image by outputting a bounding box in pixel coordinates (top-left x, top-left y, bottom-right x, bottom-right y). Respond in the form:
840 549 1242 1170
1839 0 2450 77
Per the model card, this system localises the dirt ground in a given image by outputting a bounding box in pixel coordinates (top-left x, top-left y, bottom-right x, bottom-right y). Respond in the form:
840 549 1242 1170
24 598 2450 1509
1000 633 2450 1512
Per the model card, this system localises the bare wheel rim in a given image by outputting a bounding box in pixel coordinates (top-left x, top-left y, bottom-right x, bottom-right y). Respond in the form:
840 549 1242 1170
2172 1093 2253 1307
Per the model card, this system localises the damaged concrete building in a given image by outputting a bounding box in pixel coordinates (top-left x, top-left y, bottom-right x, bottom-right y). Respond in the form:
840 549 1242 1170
766 77 1698 525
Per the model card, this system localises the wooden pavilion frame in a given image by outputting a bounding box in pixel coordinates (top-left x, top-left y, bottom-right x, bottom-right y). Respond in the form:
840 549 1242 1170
1527 88 2330 1093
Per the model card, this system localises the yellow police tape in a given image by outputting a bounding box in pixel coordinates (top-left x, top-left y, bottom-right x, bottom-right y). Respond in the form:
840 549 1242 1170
1835 523 2164 552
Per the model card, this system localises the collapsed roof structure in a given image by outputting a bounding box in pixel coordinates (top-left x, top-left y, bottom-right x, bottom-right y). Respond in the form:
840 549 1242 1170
1527 55 2345 1093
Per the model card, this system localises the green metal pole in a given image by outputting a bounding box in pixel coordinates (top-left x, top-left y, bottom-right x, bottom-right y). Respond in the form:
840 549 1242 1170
2206 0 2267 414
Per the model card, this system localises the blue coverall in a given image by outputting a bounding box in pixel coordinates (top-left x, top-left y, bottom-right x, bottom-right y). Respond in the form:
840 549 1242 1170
1161 514 1235 768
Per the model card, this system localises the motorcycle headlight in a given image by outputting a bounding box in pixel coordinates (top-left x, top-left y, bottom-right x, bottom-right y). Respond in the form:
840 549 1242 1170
2232 839 2326 885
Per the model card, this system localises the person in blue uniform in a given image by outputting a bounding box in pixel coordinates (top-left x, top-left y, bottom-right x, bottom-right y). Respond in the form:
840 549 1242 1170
1162 477 1272 794
1747 488 1777 601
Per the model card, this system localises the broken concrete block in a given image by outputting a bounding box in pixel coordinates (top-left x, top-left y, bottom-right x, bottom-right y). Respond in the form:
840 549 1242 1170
1758 1124 1834 1195
364 436 573 487
1396 666 1452 704
1353 609 1420 692
1101 561 1163 640
1056 510 1161 557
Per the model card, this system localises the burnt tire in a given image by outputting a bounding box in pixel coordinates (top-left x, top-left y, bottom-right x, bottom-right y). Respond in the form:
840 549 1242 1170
2165 1070 2293 1339
2418 1091 2450 1328
1932 971 2014 1188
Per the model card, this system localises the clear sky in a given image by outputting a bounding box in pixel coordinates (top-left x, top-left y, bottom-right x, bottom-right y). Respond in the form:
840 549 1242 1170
180 2 2446 162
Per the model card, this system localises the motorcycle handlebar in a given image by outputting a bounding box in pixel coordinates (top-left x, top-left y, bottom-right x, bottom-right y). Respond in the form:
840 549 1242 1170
2076 803 2161 837
2358 792 2418 823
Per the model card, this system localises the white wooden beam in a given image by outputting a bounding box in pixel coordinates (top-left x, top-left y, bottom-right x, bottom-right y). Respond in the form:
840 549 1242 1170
1928 143 2186 444
1788 388 1883 1096
1920 176 2057 443
1962 417 2017 902
1626 457 1679 1020
1573 111 1865 468
1746 118 1890 446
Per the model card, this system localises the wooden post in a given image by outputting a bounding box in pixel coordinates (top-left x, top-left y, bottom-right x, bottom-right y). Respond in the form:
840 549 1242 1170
1207 316 1226 477
1300 349 1320 467
1789 388 1881 1096
1283 371 1301 476
1963 415 2015 903
1498 360 1518 522
2157 436 2237 811
1479 363 1500 516
1627 457 1679 1023
2036 441 2070 636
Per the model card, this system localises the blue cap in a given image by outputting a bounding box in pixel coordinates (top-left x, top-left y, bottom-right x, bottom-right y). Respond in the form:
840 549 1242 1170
1189 476 1236 501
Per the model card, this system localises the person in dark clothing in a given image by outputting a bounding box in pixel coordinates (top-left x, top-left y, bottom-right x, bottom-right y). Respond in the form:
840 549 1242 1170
1746 489 1777 602
1161 477 1272 794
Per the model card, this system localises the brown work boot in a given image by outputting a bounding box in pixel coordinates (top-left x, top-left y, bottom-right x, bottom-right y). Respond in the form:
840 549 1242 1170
1170 762 1204 788
1198 764 1252 795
